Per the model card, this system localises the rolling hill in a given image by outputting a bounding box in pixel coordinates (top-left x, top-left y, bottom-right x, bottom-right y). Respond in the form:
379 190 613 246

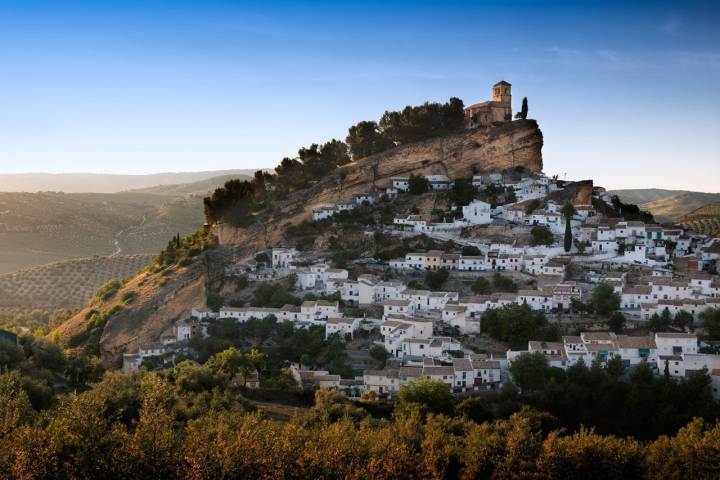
610 189 720 222
0 173 251 273
0 169 259 193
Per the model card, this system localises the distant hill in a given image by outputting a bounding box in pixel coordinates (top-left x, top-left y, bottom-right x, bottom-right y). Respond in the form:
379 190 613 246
610 189 720 222
680 203 720 237
0 169 260 193
0 173 250 273
125 174 247 196
609 189 690 206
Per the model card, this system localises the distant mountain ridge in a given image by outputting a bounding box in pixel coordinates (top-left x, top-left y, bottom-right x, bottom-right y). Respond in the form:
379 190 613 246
0 169 262 193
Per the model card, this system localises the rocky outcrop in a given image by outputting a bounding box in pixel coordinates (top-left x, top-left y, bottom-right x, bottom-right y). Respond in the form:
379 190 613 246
548 180 594 206
54 249 230 368
219 119 543 251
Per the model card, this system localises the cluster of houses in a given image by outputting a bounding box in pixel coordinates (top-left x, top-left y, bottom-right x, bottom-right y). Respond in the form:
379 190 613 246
604 271 720 321
311 193 378 221
122 318 204 372
507 331 720 399
363 355 504 396
388 248 568 275
121 161 720 399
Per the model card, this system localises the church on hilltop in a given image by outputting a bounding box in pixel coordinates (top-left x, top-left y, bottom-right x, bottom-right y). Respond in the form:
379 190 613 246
464 80 512 127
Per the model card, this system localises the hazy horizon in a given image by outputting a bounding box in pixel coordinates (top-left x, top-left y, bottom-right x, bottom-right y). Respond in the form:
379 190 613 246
1 0 719 191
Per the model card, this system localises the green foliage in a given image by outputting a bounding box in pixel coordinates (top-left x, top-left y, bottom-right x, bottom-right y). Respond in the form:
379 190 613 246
0 348 719 477
648 311 673 332
64 350 106 388
449 178 475 206
369 345 389 366
530 226 554 246
461 245 481 256
120 290 137 304
0 338 24 370
673 310 694 331
611 195 655 223
345 121 393 159
573 239 587 254
378 97 465 146
564 216 572 252
482 303 559 349
198 317 353 378
509 352 555 391
206 347 266 387
96 279 123 301
608 311 626 333
397 378 456 418
701 308 720 339
206 292 224 312
493 273 518 292
424 268 449 290
590 282 621 316
156 229 216 266
408 174 430 195
471 277 491 294
252 283 301 308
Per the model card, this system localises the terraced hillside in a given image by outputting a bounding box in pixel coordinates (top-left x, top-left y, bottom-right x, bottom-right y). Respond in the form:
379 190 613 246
611 189 720 222
681 203 720 237
0 174 249 273
0 254 154 312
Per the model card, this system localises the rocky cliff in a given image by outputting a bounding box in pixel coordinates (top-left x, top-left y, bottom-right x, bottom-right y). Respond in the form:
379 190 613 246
54 249 229 368
219 119 543 252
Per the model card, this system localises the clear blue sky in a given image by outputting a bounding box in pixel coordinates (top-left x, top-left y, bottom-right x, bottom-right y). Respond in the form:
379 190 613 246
1 0 718 191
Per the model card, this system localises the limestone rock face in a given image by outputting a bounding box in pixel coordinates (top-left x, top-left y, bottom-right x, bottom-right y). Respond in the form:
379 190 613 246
219 119 543 251
54 249 230 368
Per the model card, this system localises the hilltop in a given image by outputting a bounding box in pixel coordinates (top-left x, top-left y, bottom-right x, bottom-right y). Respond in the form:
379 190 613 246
218 120 543 251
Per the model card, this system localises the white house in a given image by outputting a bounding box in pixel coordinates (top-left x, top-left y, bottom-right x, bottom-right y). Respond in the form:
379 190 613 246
383 299 413 319
426 175 453 190
272 247 297 270
655 332 698 357
353 193 376 205
391 177 410 192
300 300 340 323
462 200 493 225
325 317 359 340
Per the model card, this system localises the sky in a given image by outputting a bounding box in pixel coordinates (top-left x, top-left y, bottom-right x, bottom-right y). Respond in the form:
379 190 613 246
0 0 718 191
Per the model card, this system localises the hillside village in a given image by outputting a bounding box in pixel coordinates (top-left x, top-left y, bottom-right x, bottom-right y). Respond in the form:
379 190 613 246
120 83 720 401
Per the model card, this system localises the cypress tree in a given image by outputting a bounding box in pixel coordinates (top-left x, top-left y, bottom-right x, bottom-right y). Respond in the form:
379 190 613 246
564 216 572 252
521 97 528 119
